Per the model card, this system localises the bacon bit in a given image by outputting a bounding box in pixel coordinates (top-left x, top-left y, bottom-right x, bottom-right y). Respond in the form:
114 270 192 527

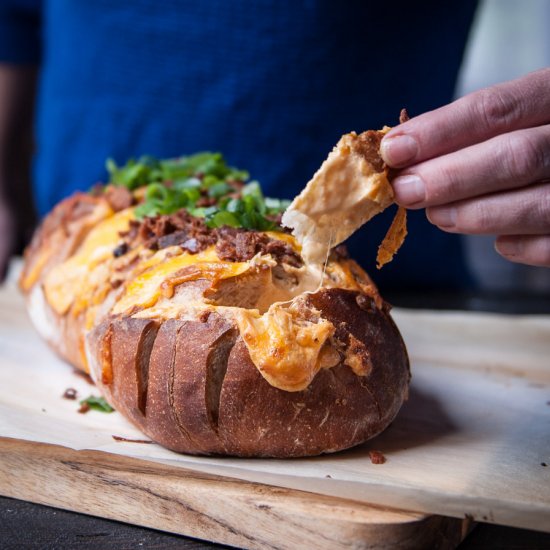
368 450 386 464
198 310 211 323
136 211 216 252
399 108 410 124
354 130 386 173
77 402 91 414
112 435 153 444
376 206 407 269
62 388 78 400
104 185 134 212
216 226 302 266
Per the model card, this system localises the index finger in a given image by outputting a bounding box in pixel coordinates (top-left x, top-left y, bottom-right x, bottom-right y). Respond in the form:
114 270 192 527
381 68 550 168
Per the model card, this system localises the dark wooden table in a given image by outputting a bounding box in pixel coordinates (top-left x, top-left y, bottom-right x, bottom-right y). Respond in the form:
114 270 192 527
2 289 549 549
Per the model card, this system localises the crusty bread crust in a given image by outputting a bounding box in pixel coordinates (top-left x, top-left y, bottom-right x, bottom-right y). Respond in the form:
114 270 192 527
21 192 410 458
21 194 107 369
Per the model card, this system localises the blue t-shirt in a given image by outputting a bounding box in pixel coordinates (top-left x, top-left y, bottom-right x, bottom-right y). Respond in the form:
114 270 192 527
0 0 478 290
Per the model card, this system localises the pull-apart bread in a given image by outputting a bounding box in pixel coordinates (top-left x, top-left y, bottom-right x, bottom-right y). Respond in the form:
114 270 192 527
20 130 410 457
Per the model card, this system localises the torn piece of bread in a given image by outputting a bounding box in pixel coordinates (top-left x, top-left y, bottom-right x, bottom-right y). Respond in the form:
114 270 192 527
282 123 408 267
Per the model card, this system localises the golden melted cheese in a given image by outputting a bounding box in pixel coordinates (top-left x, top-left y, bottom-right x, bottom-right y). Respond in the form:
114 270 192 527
112 247 251 315
376 205 408 269
234 303 335 392
43 208 134 315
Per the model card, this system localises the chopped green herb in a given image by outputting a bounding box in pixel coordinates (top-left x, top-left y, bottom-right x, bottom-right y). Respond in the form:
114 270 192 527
207 181 232 198
105 152 289 231
80 395 115 413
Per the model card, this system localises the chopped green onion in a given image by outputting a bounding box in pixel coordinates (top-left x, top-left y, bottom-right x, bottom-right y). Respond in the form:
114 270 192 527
104 152 289 230
208 182 232 198
80 395 115 413
206 211 242 228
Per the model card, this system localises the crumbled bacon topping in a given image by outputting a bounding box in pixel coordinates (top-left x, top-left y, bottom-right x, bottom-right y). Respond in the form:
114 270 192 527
368 450 386 464
119 210 303 267
215 226 302 266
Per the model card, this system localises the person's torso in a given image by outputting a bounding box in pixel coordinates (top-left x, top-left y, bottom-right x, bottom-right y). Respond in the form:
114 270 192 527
34 0 478 289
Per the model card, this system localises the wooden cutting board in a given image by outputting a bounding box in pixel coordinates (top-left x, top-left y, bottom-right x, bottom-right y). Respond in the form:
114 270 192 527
0 437 470 549
2 262 549 547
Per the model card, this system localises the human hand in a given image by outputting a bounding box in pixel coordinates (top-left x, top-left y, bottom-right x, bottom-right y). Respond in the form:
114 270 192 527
381 68 550 267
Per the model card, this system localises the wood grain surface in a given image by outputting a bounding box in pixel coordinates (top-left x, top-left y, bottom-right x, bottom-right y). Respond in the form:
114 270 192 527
0 437 470 549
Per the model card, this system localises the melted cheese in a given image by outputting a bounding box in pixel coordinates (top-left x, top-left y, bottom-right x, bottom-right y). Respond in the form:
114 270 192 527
376 205 408 269
281 130 394 265
43 208 134 315
234 303 335 392
263 231 301 252
112 247 251 315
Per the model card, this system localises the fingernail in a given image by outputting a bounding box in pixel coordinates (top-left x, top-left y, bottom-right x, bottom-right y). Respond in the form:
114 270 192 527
428 206 457 228
392 175 425 205
381 135 419 166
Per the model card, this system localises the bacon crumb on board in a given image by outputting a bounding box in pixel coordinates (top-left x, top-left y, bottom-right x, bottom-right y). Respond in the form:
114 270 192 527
77 402 91 414
368 450 386 464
